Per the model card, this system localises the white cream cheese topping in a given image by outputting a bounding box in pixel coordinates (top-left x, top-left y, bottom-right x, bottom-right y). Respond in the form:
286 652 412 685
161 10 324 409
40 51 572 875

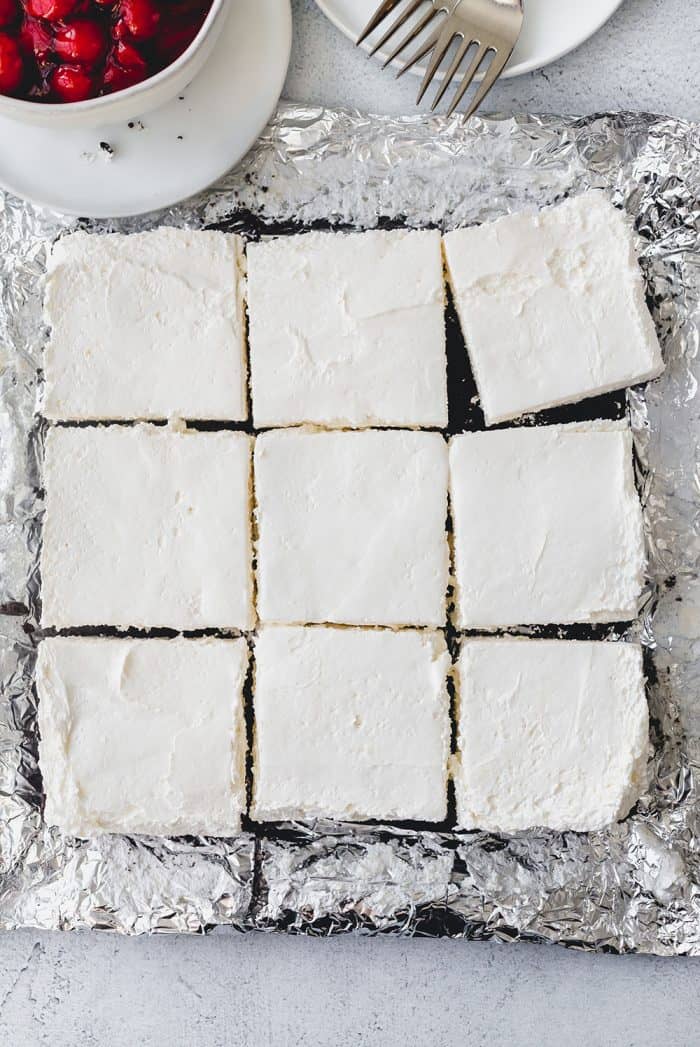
251 626 450 822
449 421 646 628
43 228 248 422
247 229 448 429
41 424 254 630
37 636 249 838
254 428 449 628
453 638 649 833
443 191 664 425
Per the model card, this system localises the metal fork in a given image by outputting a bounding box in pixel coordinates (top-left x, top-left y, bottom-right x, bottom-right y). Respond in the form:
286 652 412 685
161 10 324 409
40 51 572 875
357 0 524 120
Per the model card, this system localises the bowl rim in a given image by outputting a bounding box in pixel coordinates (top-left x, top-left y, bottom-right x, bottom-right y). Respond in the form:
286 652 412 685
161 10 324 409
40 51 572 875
0 0 227 115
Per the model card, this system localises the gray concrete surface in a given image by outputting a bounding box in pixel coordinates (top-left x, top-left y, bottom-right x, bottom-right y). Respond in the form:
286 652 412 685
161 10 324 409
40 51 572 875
287 0 700 119
2 3 699 1045
1 929 699 1047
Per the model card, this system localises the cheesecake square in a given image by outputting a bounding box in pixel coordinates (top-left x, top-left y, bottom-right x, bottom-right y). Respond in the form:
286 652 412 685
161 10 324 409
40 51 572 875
247 229 447 429
43 229 248 422
38 636 249 838
41 424 253 630
254 428 449 628
449 422 645 628
453 638 648 833
443 192 664 425
251 626 450 822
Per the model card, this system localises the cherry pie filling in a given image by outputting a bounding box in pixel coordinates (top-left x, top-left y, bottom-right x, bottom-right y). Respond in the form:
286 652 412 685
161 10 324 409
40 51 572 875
0 0 213 103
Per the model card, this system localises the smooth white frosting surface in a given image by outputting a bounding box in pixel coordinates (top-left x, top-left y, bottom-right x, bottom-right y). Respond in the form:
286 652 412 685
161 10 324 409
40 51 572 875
37 636 248 838
247 229 447 428
453 638 649 833
41 424 253 630
443 191 664 425
43 229 247 422
254 428 449 627
251 626 450 822
449 421 646 628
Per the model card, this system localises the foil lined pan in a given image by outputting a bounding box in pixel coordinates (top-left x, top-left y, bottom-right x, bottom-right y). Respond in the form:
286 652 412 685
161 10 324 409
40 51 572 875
1 104 699 952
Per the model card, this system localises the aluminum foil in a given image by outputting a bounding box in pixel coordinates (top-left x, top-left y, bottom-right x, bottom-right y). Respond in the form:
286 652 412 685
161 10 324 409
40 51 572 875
1 103 699 952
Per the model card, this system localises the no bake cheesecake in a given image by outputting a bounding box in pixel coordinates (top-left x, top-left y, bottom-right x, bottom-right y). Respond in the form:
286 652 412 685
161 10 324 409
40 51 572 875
38 636 248 838
254 428 449 628
43 229 247 422
41 424 254 631
443 192 664 425
449 421 646 628
251 626 451 823
453 638 649 833
247 229 448 430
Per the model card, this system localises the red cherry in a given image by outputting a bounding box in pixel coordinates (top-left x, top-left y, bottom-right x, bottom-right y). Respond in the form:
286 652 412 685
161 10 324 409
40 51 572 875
24 0 77 20
55 19 105 65
102 40 147 92
102 60 144 92
0 31 23 93
50 62 93 101
112 38 145 69
19 15 51 59
118 0 159 41
156 18 198 65
171 0 209 14
0 0 18 28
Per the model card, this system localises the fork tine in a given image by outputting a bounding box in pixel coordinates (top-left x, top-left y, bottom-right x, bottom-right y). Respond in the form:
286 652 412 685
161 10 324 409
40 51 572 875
356 0 405 47
429 35 474 111
415 24 456 103
444 42 488 117
367 0 425 59
461 46 512 120
395 18 445 79
380 4 437 68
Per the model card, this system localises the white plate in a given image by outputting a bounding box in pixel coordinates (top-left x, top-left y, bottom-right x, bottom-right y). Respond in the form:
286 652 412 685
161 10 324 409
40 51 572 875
315 0 624 80
0 0 292 218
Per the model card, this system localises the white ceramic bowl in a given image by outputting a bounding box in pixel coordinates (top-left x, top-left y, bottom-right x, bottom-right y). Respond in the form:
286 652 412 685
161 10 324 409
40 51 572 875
0 0 230 128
